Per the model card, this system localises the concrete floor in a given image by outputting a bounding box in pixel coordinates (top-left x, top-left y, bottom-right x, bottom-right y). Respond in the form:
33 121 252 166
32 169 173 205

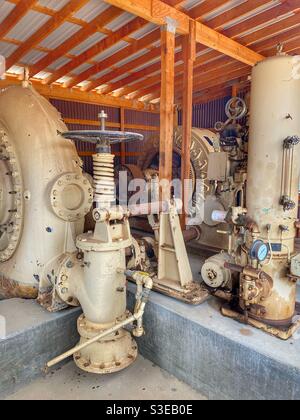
4 356 207 401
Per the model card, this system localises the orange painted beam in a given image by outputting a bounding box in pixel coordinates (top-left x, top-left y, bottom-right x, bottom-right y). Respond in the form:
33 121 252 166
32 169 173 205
6 0 90 70
159 24 176 201
30 6 123 77
0 0 37 39
47 16 147 85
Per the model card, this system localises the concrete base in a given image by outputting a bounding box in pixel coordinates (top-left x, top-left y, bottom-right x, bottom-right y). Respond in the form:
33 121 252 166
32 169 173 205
0 298 81 398
1 254 300 400
127 254 300 400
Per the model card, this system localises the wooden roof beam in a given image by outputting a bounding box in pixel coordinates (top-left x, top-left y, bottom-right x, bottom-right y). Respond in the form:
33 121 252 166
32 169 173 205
74 0 288 90
5 0 90 71
126 2 300 100
0 76 158 112
104 0 264 65
67 28 162 89
188 0 232 21
30 6 124 77
0 0 38 39
46 16 148 85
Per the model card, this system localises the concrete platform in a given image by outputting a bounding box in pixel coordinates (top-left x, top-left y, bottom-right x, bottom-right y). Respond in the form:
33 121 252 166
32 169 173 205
1 253 300 400
127 254 300 400
4 356 205 400
0 298 81 398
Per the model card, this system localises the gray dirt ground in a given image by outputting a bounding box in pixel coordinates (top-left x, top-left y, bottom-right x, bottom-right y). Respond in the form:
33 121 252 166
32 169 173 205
4 355 207 400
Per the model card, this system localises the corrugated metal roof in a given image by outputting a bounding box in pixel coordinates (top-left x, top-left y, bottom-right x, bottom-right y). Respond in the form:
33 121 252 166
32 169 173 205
182 0 205 11
6 65 24 75
93 40 129 62
73 0 110 22
38 0 70 11
34 70 52 79
6 10 50 42
71 62 93 75
204 0 246 22
221 1 282 31
90 68 111 80
39 22 81 50
0 41 18 57
1 0 300 105
115 48 149 67
48 56 72 71
104 12 137 31
22 49 47 65
0 1 15 25
69 32 107 56
130 23 157 40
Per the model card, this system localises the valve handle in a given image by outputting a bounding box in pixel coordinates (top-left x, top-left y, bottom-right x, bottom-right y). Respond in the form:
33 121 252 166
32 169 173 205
61 109 144 146
225 97 247 121
61 130 144 145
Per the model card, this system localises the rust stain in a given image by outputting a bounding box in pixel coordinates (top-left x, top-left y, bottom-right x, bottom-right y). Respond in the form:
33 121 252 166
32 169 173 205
0 275 38 299
239 328 253 337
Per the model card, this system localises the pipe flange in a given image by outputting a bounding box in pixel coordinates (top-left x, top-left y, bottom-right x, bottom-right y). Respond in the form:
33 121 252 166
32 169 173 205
74 314 138 374
55 253 81 306
50 172 93 222
0 129 24 262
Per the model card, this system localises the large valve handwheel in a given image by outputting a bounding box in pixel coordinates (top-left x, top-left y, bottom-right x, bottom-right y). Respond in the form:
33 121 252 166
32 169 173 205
61 130 144 145
61 110 144 147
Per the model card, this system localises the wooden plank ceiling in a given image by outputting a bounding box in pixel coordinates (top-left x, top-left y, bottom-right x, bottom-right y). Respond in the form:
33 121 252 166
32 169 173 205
0 0 299 109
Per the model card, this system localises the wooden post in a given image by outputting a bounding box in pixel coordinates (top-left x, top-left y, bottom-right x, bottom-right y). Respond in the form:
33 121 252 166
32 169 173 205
231 84 238 98
159 19 177 203
120 107 126 165
180 20 196 228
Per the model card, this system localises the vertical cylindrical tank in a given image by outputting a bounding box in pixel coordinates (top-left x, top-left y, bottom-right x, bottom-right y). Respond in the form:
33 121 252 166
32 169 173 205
246 55 300 323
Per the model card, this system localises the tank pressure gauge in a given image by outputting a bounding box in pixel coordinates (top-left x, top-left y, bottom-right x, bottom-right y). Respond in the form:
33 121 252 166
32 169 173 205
250 240 269 262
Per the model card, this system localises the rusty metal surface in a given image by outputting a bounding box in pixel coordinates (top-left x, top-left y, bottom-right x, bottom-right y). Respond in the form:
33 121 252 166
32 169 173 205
221 304 300 341
0 274 38 299
129 277 209 305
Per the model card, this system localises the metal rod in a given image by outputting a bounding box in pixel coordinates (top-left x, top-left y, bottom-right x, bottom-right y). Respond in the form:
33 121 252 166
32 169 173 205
46 315 136 370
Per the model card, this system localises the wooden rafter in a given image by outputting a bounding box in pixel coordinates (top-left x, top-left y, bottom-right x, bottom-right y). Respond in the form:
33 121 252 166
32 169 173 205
103 0 264 65
120 1 300 100
93 0 270 94
29 6 124 77
5 0 90 70
0 0 38 39
66 29 162 89
0 76 158 112
46 16 147 85
85 0 276 92
65 0 299 92
189 0 229 21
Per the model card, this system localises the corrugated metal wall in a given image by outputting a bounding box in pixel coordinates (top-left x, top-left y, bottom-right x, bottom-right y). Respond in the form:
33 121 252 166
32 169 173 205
50 96 235 172
178 96 230 129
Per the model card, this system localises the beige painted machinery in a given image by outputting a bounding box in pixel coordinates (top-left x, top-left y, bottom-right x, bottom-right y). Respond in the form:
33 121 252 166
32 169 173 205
0 83 92 301
133 126 230 252
46 113 154 374
201 53 300 339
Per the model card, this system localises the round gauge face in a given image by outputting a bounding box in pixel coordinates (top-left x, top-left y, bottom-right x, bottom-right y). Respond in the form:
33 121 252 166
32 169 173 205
250 240 269 262
257 243 269 262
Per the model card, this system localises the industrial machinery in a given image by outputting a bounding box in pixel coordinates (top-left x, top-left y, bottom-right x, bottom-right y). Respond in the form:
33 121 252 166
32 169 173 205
0 83 92 300
131 126 229 251
201 54 300 339
45 112 155 374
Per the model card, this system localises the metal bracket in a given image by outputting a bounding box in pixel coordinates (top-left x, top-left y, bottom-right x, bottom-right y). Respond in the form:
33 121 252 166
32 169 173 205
163 17 178 34
283 135 300 149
